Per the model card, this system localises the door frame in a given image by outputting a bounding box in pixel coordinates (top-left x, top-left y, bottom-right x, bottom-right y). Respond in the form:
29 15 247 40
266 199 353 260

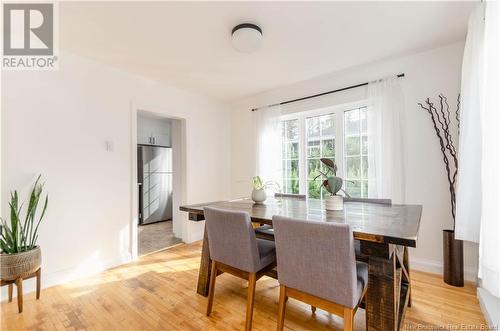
130 103 187 260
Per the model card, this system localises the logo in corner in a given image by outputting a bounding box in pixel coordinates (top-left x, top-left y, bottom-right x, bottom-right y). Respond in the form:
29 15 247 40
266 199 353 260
2 2 59 70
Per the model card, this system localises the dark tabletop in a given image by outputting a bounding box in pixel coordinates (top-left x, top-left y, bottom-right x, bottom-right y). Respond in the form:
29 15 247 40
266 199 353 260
180 197 422 247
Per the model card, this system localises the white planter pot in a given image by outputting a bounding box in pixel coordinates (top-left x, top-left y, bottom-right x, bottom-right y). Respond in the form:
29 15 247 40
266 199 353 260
251 189 267 204
325 195 343 211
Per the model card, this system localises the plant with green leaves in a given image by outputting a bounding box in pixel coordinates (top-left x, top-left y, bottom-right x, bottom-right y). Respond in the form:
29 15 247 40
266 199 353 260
313 158 350 197
252 176 282 192
0 175 48 254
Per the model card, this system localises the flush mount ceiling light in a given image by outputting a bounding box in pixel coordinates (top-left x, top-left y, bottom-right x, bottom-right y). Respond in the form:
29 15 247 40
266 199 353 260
231 23 263 53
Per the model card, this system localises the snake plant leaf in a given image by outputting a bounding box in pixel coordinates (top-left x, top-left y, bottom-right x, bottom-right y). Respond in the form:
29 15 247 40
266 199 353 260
0 238 9 253
26 179 42 247
8 201 20 252
30 195 48 248
2 175 48 254
3 222 14 252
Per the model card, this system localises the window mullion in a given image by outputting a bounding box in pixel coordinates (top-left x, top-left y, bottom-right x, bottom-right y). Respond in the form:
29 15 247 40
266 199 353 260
298 114 307 196
336 109 345 179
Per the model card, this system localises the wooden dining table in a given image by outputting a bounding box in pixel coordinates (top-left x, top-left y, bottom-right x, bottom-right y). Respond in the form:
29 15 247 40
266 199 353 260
180 197 422 331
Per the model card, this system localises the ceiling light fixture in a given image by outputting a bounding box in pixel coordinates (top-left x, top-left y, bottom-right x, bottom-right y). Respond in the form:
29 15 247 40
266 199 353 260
231 23 263 53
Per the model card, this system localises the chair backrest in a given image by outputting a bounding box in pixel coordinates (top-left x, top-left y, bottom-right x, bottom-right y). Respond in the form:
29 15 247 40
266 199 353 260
343 197 392 205
204 207 261 273
272 215 358 308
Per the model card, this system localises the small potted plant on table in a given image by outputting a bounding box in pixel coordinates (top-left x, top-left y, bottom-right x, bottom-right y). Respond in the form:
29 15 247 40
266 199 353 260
251 176 281 204
314 158 349 211
0 175 48 312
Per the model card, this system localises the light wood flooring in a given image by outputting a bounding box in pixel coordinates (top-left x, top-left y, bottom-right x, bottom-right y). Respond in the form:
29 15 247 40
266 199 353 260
1 241 486 330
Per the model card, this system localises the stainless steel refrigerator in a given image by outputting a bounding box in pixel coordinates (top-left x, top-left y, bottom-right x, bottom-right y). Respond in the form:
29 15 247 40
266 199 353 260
137 145 173 225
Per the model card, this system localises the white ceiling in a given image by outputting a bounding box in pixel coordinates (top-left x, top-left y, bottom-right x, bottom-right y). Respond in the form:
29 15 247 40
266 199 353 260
60 1 476 101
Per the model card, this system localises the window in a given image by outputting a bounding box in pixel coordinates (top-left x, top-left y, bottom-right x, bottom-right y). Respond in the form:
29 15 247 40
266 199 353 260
306 114 336 199
281 119 300 194
344 107 368 198
279 104 369 200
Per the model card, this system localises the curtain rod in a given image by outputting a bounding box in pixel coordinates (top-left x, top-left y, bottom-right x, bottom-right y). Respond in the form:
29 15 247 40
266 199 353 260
251 73 405 112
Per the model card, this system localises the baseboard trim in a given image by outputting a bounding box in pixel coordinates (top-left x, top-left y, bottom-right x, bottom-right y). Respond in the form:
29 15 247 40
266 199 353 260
1 252 132 302
478 287 500 327
411 257 477 282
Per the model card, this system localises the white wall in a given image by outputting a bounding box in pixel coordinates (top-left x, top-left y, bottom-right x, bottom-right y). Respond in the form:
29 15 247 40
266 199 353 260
1 50 231 295
229 42 479 280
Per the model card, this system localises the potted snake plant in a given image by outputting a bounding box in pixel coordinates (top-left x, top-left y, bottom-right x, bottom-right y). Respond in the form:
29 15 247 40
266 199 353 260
314 158 350 211
0 176 48 281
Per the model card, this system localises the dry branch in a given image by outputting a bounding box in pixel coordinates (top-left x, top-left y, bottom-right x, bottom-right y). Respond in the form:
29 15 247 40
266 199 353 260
418 95 460 229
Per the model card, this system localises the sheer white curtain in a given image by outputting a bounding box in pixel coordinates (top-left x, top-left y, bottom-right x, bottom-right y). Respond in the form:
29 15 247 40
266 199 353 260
480 2 500 299
456 2 500 298
254 105 282 183
366 77 406 203
455 3 484 243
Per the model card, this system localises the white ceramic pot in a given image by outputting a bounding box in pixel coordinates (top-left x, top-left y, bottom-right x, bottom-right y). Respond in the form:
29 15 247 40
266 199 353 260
325 195 343 211
251 189 267 204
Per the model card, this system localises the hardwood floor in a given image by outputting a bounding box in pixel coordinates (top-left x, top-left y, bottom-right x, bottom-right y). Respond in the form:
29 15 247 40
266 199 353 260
1 242 486 330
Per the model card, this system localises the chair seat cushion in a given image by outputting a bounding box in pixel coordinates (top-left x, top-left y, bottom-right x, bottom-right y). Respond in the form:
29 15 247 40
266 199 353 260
256 239 276 270
354 239 361 255
255 224 274 235
356 261 368 299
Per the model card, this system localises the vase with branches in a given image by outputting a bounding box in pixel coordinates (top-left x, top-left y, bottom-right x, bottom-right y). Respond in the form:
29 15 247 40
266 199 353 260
418 94 463 286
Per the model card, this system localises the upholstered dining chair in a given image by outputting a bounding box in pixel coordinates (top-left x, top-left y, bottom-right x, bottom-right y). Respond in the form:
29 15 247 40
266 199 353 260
272 215 368 331
204 207 277 331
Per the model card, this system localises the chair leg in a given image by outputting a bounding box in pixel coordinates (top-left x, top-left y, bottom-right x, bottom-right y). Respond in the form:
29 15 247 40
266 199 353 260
343 307 354 331
15 278 23 313
8 284 13 302
206 261 217 316
245 273 257 331
36 268 41 300
277 285 287 331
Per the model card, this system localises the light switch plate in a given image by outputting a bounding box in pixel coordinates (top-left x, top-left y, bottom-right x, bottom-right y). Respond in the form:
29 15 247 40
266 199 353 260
105 140 114 152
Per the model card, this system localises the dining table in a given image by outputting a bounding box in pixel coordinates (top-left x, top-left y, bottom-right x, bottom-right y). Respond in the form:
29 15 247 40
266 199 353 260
180 197 422 331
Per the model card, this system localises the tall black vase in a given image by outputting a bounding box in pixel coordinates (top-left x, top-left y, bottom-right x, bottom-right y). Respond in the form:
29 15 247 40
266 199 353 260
443 229 464 287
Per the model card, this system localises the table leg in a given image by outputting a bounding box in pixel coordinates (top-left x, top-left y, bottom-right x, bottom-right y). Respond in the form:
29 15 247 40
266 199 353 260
403 247 412 307
361 241 402 331
197 225 211 297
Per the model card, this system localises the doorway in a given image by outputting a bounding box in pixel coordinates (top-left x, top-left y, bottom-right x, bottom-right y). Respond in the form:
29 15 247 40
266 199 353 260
135 110 185 256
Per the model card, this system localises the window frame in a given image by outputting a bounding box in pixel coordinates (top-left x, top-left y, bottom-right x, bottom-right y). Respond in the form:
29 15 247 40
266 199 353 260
279 100 368 198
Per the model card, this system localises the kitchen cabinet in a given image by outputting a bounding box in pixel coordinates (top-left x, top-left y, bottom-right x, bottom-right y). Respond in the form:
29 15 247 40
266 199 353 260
138 115 171 146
